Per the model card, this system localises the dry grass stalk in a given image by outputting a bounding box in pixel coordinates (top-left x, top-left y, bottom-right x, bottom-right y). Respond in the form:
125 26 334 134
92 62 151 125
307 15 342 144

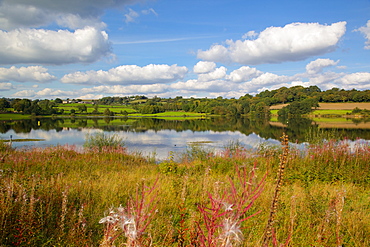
60 188 69 235
262 133 289 246
317 190 346 246
335 191 345 247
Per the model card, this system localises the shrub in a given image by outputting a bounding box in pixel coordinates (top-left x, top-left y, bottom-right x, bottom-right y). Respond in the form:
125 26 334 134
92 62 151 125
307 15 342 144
84 132 124 151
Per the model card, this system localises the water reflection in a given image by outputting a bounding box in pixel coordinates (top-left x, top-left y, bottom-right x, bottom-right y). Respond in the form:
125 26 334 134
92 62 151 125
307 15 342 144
1 128 281 160
1 116 370 159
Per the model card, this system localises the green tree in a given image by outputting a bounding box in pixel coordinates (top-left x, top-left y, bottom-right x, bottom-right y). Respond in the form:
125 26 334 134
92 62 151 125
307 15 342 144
278 101 313 116
38 99 56 115
13 99 32 113
0 98 10 112
77 104 87 113
254 102 270 117
104 108 114 116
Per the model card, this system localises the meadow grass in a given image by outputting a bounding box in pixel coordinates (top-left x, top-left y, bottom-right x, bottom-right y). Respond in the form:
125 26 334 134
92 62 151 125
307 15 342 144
129 111 205 118
311 117 353 123
0 136 369 246
270 110 279 115
311 109 351 115
0 113 31 120
270 109 351 116
55 104 137 114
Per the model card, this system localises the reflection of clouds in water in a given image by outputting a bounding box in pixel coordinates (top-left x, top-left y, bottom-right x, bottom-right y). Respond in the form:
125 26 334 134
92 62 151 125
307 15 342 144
1 128 284 159
5 127 369 160
21 129 94 142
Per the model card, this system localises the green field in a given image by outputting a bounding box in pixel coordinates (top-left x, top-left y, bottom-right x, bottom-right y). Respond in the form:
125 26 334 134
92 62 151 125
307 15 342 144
0 113 31 120
270 108 354 117
311 117 353 123
311 109 352 115
55 104 137 114
0 103 366 121
129 111 205 118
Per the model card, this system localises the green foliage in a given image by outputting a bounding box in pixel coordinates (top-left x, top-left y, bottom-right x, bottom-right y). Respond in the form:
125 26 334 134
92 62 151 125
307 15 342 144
0 98 10 112
103 108 114 116
2 86 370 118
139 104 165 114
77 104 87 113
351 107 370 116
158 152 178 175
287 140 370 185
83 132 124 150
278 100 314 116
304 127 343 144
184 143 211 161
0 140 14 152
223 139 243 153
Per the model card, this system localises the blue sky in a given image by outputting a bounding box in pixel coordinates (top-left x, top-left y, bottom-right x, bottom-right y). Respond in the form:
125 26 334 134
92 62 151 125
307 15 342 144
0 0 370 99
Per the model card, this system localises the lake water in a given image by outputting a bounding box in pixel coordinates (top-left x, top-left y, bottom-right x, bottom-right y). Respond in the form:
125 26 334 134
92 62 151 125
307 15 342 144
1 116 370 160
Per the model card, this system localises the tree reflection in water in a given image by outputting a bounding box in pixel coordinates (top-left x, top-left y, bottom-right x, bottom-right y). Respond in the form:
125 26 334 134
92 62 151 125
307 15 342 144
1 117 370 154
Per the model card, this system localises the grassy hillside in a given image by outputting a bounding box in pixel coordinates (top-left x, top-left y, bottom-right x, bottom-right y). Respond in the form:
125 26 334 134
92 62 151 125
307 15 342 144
270 102 370 116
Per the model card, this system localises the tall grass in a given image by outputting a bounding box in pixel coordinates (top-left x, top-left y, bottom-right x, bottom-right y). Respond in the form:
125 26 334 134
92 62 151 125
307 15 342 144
84 132 125 151
0 136 369 246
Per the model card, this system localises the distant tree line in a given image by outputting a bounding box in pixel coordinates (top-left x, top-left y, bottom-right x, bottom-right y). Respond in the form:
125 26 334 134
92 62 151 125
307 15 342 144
0 98 64 115
1 86 370 116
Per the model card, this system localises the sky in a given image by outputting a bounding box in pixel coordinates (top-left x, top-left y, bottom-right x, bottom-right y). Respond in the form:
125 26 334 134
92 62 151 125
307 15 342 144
0 0 370 100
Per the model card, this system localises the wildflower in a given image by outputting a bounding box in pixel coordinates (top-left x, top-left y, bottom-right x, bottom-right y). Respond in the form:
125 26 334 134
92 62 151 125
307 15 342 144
219 218 243 247
99 217 108 224
223 202 234 211
122 216 137 240
117 205 125 212
99 215 118 224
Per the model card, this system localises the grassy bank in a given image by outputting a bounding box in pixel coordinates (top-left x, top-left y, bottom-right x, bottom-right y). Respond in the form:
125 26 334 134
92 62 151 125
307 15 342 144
0 113 32 120
0 136 369 246
0 104 205 120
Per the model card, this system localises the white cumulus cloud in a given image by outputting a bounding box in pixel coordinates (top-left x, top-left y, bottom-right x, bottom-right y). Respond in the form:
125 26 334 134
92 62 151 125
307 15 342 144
306 58 339 74
0 0 142 30
227 66 263 82
12 89 36 97
242 31 258 39
198 21 347 65
198 66 227 82
193 61 216 74
0 66 56 82
335 72 370 89
356 20 370 49
239 72 292 93
12 88 73 98
0 82 13 91
171 79 232 92
0 27 112 65
61 64 188 85
81 84 169 95
306 72 343 89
